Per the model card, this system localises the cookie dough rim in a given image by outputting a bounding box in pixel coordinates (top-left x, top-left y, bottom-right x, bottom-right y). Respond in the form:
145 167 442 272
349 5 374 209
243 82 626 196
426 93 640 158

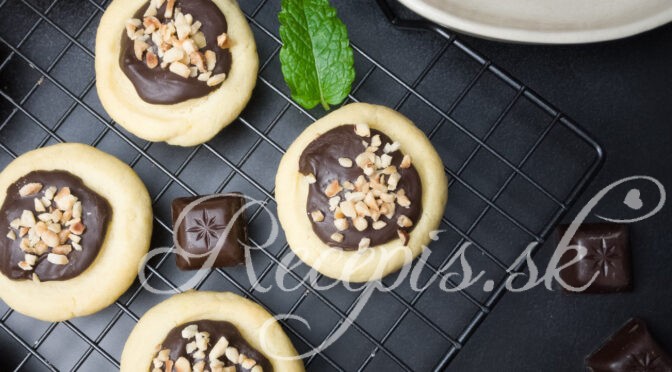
0 143 153 322
95 0 259 146
120 291 305 372
276 103 448 283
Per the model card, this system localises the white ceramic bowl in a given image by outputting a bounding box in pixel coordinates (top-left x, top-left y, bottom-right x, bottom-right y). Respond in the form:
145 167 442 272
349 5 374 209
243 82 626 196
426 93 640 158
398 0 672 44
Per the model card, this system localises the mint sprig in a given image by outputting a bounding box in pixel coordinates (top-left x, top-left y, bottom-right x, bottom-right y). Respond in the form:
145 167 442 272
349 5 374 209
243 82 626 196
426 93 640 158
279 0 356 111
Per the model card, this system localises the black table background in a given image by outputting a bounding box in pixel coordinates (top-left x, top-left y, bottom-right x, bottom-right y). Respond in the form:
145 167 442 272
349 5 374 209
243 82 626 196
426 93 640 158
446 24 672 371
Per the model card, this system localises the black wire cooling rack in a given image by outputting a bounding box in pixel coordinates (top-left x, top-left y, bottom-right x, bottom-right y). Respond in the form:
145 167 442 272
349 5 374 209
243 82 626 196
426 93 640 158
0 0 604 370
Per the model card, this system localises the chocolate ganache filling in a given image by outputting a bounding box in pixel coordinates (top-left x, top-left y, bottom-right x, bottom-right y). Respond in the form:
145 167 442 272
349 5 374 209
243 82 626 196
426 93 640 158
0 171 111 281
154 320 273 371
120 0 232 104
299 125 422 250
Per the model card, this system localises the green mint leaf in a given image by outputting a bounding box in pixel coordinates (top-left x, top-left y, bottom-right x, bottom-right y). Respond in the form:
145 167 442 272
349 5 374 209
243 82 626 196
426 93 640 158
279 0 355 110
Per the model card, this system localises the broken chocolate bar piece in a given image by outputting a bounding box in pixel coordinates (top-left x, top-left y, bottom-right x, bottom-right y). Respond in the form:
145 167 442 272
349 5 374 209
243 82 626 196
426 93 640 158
556 223 631 293
586 318 672 371
171 194 248 270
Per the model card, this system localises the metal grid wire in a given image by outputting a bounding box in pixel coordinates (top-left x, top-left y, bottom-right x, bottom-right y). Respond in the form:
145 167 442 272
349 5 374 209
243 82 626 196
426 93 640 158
0 0 604 370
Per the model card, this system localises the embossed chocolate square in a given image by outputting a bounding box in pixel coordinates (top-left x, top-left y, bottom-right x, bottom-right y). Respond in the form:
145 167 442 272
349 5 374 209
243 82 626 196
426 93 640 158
556 223 631 293
171 194 248 271
586 318 672 371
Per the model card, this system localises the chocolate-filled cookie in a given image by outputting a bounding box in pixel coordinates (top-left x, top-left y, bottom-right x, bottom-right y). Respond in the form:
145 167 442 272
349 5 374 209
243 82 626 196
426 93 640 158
276 103 448 282
0 143 153 321
120 291 305 372
95 0 258 146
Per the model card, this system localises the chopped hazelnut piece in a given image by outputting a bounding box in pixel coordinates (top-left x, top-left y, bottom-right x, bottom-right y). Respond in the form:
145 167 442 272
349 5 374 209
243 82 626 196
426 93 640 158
217 32 228 48
34 198 46 212
328 196 341 211
195 331 210 350
354 123 370 137
310 210 324 222
72 242 82 251
398 230 409 245
387 172 401 191
6 230 16 240
164 0 176 18
42 230 60 248
304 173 317 184
24 253 37 266
251 365 263 372
192 31 207 49
197 71 212 82
52 244 72 255
397 215 413 228
191 20 202 35
20 210 36 227
163 47 185 64
34 241 48 255
397 193 411 208
169 62 191 78
146 51 159 69
358 237 371 250
330 232 344 242
400 154 411 169
125 19 141 39
47 253 69 265
334 218 349 231
193 361 205 372
338 157 353 168
33 221 47 235
225 346 239 363
185 341 197 354
72 201 82 219
241 358 257 369
157 348 171 361
209 336 229 360
190 51 206 72
354 201 370 217
144 5 157 17
9 218 20 229
134 39 149 60
44 186 56 200
61 210 73 225
206 73 227 87
69 221 86 235
370 134 382 148
58 229 70 245
181 324 198 339
339 201 357 219
383 141 401 154
174 357 191 372
353 217 368 231
205 50 216 71
324 180 342 198
372 220 387 230
18 261 32 271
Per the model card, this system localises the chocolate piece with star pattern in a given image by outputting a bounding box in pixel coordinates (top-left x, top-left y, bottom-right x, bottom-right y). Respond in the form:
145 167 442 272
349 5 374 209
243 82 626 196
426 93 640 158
586 318 672 371
171 194 248 271
556 223 631 293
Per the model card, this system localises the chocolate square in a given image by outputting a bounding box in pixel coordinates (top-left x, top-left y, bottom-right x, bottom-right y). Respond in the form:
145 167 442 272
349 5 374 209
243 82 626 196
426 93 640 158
171 194 248 270
556 223 631 293
586 318 672 371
